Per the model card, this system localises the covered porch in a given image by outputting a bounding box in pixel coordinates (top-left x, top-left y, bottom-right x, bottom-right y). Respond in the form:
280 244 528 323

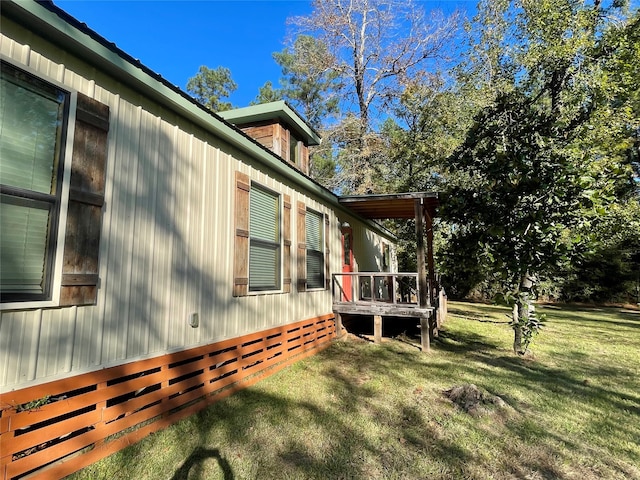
333 192 446 351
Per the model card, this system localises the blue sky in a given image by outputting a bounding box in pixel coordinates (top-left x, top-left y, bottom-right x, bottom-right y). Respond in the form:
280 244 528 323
56 1 313 107
55 0 473 108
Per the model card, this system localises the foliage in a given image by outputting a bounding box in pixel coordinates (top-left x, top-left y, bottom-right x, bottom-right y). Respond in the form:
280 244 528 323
2 395 52 413
250 80 283 105
435 0 639 351
556 201 640 303
291 0 459 131
270 35 340 129
186 65 237 112
288 0 459 193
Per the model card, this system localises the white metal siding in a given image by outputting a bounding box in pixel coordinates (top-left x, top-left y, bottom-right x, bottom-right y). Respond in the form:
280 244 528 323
0 23 393 392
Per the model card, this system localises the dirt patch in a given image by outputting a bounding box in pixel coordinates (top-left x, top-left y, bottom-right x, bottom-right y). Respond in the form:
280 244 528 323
443 384 508 417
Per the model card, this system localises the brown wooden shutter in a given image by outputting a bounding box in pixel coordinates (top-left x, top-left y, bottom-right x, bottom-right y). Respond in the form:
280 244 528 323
300 145 310 175
233 171 250 296
325 213 330 290
59 93 109 306
296 201 306 292
283 195 292 293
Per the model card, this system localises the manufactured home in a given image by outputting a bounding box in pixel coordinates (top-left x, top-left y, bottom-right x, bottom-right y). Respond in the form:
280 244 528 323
0 1 441 479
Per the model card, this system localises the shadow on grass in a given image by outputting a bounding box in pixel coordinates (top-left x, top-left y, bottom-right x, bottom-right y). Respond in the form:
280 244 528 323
447 306 511 324
170 447 233 480
435 328 503 354
316 346 475 476
72 303 640 479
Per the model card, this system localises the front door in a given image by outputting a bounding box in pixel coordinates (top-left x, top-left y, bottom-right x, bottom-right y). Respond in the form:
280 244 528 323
341 227 353 301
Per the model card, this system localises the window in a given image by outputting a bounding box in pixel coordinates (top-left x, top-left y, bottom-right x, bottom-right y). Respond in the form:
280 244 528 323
289 133 301 167
0 62 70 302
0 60 109 309
233 173 291 297
288 131 310 175
249 184 281 291
382 243 390 272
305 208 324 290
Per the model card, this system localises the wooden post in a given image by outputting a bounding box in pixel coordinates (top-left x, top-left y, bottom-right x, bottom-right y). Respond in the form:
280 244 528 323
374 315 382 344
420 314 430 352
426 210 436 307
438 288 446 326
414 199 430 352
415 200 428 309
426 209 438 339
335 313 344 338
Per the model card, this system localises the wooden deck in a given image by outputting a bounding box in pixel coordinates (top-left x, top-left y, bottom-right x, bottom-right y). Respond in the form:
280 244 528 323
333 301 433 318
332 273 437 351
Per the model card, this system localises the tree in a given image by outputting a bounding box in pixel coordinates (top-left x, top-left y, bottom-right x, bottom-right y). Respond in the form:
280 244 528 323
558 201 640 303
440 0 638 354
186 65 237 112
290 0 460 193
292 0 459 131
271 35 340 129
251 81 283 105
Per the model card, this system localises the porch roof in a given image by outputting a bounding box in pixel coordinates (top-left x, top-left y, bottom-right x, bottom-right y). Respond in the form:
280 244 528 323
338 192 439 220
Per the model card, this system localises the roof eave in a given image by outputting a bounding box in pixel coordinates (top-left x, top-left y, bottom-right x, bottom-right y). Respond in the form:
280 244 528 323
220 101 322 146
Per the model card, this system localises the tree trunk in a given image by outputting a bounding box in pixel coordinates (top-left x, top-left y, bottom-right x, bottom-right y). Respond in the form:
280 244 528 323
513 273 533 355
513 297 529 355
512 304 522 354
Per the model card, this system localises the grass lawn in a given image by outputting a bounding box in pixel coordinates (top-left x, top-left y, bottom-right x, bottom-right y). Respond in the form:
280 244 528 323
69 302 640 480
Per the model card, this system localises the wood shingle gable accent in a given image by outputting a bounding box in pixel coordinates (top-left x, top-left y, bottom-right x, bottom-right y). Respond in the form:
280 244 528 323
235 121 309 175
60 93 109 306
296 201 306 292
238 122 276 152
233 171 251 296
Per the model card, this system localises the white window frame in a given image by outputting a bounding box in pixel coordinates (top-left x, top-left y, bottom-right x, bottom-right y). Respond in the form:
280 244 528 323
0 57 76 311
305 207 325 291
248 182 283 294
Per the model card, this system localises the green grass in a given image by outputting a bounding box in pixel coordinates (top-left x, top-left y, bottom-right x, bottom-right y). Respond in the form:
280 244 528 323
70 302 640 480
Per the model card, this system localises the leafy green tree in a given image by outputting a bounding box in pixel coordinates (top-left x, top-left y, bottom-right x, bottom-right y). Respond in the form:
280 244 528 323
186 65 237 112
251 81 283 105
290 0 460 193
558 202 640 303
383 78 472 193
252 36 341 188
272 35 340 129
440 0 638 354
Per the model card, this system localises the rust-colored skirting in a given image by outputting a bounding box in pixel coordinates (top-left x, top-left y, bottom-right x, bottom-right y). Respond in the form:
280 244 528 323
0 314 336 480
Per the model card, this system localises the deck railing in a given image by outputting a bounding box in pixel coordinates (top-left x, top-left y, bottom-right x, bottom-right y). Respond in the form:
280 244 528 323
332 272 422 307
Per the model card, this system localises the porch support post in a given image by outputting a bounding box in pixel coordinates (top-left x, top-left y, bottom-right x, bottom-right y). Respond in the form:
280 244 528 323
426 209 435 307
415 199 430 352
420 314 430 352
335 313 344 338
415 199 428 308
374 315 382 344
426 209 437 339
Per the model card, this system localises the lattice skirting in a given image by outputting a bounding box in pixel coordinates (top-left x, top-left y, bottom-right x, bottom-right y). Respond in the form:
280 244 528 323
0 314 336 480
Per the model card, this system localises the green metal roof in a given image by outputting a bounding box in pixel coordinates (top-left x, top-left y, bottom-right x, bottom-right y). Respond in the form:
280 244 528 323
1 0 394 241
220 101 322 146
